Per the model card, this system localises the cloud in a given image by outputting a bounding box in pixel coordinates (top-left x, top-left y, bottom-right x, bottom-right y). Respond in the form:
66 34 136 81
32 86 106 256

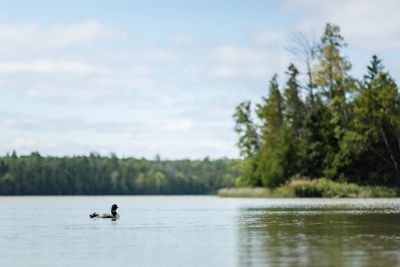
0 109 237 159
161 119 194 132
169 33 194 46
135 49 180 61
213 46 268 63
0 20 116 52
0 18 287 159
0 61 108 75
207 44 289 79
0 60 151 78
251 27 289 46
4 6 398 159
0 112 143 133
208 64 271 78
283 0 400 50
46 20 116 47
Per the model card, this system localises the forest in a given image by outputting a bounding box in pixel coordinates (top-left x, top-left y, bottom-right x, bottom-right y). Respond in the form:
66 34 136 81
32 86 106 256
0 152 239 195
234 23 400 188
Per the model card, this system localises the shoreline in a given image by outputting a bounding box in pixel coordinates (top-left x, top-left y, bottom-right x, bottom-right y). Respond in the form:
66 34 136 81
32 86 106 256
218 178 398 198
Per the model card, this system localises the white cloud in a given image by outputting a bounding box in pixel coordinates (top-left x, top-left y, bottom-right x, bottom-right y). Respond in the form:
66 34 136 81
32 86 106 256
212 46 270 63
0 60 151 77
208 64 271 78
208 44 289 78
283 0 400 50
0 61 107 75
0 16 348 159
137 49 180 61
161 119 194 132
5 5 398 159
0 112 145 134
251 27 288 46
0 20 116 52
169 33 194 46
46 20 116 47
24 86 112 104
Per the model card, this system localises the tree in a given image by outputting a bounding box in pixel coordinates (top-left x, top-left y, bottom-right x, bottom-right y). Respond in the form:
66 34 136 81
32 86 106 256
255 74 288 187
0 154 241 195
330 55 400 186
232 23 400 188
314 23 353 123
233 101 260 159
257 74 284 136
284 63 304 133
286 31 318 105
353 59 400 184
301 99 333 178
363 55 383 85
234 74 287 187
233 101 262 187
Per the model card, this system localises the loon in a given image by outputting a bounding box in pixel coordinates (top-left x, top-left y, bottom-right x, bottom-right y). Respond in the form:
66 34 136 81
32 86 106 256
90 204 119 219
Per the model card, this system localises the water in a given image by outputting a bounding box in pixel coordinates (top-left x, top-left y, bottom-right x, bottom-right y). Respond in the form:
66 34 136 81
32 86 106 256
0 196 400 267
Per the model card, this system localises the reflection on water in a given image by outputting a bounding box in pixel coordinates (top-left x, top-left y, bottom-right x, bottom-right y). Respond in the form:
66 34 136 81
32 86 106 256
238 204 400 266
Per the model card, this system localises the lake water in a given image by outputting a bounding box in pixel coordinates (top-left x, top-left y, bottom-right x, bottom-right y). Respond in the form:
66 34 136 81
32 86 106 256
1 196 400 267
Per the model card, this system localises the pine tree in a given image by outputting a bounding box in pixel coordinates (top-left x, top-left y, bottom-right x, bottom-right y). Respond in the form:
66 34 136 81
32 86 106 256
353 58 400 184
284 63 304 133
232 24 400 189
334 56 400 185
257 74 284 136
314 23 353 123
255 74 290 187
233 101 260 159
363 54 383 86
233 101 262 187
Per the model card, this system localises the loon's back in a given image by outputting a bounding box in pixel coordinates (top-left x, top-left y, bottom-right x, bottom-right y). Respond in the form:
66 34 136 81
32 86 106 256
90 212 115 218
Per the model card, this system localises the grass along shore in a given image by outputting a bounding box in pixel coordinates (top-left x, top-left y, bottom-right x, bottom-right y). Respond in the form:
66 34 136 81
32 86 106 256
218 178 398 198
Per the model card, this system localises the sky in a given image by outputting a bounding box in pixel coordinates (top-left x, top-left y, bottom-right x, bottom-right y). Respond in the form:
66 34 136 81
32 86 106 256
0 0 399 159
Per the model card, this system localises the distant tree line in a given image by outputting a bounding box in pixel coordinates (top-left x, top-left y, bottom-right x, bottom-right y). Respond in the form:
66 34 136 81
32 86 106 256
234 23 400 188
0 152 240 195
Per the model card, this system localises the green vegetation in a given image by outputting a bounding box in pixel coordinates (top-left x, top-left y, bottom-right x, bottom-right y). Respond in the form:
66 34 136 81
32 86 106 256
0 152 240 195
233 23 400 190
218 187 273 198
218 178 397 198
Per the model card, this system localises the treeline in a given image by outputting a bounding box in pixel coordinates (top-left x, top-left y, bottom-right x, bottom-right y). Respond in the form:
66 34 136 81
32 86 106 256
234 23 400 188
0 152 240 195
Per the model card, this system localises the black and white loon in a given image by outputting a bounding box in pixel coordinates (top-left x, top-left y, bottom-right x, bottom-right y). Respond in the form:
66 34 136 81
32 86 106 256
90 204 119 219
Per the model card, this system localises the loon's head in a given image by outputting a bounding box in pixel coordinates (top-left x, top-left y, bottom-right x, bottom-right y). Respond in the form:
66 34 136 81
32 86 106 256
111 204 118 216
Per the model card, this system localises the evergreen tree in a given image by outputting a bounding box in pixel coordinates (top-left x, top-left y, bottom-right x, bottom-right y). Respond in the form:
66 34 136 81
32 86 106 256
0 154 241 195
314 23 353 123
233 101 262 186
231 23 400 189
284 63 304 133
352 58 400 185
233 101 260 158
255 74 288 187
363 55 383 85
257 74 284 135
302 100 333 178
